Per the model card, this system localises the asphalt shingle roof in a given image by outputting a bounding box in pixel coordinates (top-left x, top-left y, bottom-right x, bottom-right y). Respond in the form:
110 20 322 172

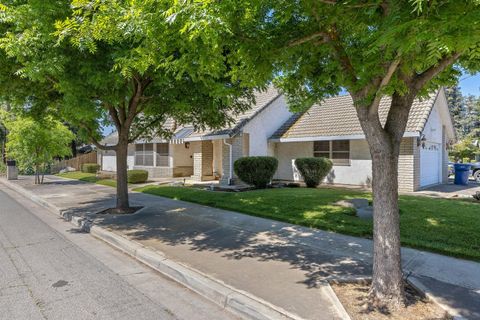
270 92 438 140
100 86 281 145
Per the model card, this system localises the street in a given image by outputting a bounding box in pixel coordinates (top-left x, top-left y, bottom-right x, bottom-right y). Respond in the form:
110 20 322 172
0 185 238 320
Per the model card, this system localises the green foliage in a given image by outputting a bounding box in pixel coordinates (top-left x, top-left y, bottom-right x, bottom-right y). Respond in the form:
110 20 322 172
0 161 5 175
233 156 278 188
295 157 333 188
81 163 100 174
450 138 479 162
1 112 74 177
127 169 148 184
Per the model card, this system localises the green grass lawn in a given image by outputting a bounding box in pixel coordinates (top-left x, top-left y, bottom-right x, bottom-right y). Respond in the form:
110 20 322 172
57 172 117 188
135 185 480 261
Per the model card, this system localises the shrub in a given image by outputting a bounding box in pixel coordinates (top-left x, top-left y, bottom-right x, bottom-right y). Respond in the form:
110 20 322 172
295 157 332 188
127 169 148 184
0 161 5 175
234 156 278 188
82 163 100 173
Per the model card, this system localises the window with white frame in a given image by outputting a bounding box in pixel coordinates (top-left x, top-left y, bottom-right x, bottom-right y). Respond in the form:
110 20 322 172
314 140 350 165
155 143 169 167
135 143 154 166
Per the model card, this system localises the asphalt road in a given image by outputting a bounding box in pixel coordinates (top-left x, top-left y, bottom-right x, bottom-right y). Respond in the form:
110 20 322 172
0 185 238 320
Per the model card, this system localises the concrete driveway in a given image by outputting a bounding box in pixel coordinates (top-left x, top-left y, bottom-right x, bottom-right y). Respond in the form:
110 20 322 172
415 179 480 198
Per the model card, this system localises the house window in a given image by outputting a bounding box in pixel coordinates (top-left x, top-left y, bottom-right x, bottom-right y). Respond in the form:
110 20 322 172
135 143 154 166
314 140 350 165
155 143 169 167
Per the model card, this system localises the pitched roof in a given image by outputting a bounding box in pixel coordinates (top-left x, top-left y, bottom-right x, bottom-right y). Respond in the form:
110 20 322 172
100 86 281 145
270 92 439 141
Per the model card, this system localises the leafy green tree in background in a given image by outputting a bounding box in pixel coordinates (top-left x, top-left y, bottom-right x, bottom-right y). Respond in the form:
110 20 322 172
0 1 256 210
178 0 480 308
445 85 464 137
1 112 74 183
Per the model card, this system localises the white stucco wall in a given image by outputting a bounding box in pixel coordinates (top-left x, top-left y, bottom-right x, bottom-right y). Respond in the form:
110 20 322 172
243 95 293 156
274 139 373 187
212 140 223 176
422 100 443 144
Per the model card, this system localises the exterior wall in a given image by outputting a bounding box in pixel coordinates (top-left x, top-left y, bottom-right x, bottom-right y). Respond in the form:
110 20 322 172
192 141 214 181
171 143 194 167
133 166 173 178
274 138 417 191
442 125 449 183
100 146 134 172
220 136 244 185
212 140 223 177
243 95 293 156
398 138 417 192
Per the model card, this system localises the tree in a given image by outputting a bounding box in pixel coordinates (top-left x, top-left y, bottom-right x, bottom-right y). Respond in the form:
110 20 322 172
445 85 464 137
0 1 255 211
1 112 73 183
179 0 480 308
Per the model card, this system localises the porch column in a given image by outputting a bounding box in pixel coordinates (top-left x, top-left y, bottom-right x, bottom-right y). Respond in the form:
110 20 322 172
192 141 214 181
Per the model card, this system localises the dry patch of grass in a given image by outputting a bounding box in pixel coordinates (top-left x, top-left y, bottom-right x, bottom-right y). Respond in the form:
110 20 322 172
331 281 451 320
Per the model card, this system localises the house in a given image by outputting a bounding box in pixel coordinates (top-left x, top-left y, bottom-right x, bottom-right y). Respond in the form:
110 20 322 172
98 87 455 192
98 86 293 185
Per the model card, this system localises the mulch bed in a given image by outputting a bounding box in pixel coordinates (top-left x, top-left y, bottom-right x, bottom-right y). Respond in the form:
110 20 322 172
96 206 144 215
331 281 451 320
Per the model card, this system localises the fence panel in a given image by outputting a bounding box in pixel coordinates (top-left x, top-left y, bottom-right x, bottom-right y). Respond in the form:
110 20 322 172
51 152 97 173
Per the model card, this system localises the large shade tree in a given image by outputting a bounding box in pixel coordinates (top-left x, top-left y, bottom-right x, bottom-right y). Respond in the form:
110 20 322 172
0 0 255 210
178 0 480 308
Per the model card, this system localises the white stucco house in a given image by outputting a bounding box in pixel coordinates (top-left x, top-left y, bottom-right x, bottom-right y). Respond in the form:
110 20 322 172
98 87 455 192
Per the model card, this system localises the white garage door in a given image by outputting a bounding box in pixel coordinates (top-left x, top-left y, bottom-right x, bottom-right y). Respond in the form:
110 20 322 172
420 142 442 187
102 155 117 172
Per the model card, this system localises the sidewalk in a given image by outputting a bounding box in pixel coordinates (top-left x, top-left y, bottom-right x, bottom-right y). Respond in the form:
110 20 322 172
2 175 479 319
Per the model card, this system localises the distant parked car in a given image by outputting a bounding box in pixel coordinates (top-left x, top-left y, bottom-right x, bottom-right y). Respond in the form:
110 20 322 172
77 144 96 154
471 162 480 183
448 162 455 177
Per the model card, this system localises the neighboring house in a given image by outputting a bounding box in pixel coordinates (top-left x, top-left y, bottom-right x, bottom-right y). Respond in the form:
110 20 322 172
270 89 455 192
98 86 292 185
98 87 455 192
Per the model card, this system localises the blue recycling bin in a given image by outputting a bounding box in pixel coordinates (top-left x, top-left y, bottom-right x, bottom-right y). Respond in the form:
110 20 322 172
454 163 471 185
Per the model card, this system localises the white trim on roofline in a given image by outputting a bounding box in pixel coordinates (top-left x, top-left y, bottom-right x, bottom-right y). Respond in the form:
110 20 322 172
183 134 231 142
269 131 420 143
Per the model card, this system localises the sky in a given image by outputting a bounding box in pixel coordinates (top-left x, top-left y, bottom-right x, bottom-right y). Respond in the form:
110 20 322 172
458 73 480 97
101 73 480 136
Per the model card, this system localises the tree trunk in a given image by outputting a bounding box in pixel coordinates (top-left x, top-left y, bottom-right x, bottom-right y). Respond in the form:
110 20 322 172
368 140 404 308
115 138 130 210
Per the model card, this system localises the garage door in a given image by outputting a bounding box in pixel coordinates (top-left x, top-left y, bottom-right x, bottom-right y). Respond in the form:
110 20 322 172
102 155 117 172
420 142 442 187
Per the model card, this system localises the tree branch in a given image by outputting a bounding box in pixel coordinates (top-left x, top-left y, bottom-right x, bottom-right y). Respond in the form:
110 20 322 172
128 115 167 143
287 32 329 48
369 57 401 116
328 25 358 87
413 52 462 91
107 105 122 131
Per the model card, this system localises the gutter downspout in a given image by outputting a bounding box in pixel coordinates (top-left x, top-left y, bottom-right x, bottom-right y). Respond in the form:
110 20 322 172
223 139 233 185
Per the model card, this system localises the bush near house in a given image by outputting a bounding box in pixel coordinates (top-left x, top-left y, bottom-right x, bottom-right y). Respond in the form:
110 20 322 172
81 163 100 173
127 170 148 184
234 156 278 188
295 157 333 188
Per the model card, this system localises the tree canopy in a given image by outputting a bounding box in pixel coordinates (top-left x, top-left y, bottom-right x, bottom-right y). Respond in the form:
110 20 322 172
1 112 74 183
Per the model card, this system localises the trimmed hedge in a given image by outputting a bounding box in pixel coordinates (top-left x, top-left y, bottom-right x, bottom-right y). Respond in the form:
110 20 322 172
234 156 278 188
295 157 332 188
81 163 100 173
127 169 148 184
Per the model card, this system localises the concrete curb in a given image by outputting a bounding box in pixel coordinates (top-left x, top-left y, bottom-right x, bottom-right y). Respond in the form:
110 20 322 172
406 276 467 320
0 178 316 320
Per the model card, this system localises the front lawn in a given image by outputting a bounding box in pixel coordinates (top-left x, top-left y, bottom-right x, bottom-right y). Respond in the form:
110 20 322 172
57 172 117 188
135 185 480 261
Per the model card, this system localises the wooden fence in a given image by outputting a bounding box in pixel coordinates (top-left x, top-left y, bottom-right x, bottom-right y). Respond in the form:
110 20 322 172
51 152 98 173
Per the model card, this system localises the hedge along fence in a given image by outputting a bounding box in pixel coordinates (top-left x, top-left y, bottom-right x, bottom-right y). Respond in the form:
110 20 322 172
295 157 333 188
127 170 149 184
82 163 101 173
234 156 278 188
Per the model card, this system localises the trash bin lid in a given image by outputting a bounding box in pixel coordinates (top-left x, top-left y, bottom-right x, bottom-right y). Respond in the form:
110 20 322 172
454 163 471 171
6 160 16 166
